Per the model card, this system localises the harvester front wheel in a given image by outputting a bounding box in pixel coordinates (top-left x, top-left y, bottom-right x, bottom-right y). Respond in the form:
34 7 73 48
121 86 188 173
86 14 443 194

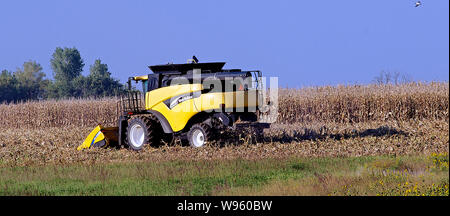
187 123 211 148
126 115 160 151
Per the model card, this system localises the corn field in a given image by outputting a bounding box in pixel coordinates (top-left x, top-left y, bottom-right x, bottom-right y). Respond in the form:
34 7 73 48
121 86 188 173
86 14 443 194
0 82 448 129
278 82 449 123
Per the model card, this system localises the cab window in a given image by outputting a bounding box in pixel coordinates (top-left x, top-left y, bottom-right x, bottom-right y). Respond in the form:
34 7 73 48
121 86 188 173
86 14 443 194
142 80 148 93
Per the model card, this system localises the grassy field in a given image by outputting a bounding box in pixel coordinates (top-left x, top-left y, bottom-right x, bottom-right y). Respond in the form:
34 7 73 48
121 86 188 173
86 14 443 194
0 154 447 196
0 82 448 196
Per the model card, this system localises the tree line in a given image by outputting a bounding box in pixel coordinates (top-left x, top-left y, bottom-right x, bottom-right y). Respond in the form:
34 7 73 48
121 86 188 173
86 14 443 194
373 70 413 85
0 47 124 103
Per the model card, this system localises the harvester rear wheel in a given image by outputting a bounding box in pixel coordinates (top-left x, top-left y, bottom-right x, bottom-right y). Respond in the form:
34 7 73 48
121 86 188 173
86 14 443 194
187 123 211 148
125 115 161 151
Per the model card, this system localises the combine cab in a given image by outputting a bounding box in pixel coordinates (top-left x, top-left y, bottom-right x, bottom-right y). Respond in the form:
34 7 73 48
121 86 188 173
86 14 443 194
79 57 271 151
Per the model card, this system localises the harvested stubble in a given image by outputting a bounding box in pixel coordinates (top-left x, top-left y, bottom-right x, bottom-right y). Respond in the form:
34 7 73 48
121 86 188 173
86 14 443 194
0 120 447 167
0 82 448 129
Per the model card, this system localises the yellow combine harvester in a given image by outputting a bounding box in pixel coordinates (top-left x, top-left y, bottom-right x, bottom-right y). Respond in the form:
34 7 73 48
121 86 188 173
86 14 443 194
78 57 270 151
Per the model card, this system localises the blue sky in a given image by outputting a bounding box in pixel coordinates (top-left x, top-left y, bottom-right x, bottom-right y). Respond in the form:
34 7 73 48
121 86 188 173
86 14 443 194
0 0 448 87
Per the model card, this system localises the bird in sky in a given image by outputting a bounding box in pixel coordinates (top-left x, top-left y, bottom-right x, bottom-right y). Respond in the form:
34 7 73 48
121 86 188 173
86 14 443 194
415 1 421 7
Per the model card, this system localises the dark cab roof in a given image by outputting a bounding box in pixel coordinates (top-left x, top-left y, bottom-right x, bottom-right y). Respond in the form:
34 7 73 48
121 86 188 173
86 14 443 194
148 62 226 74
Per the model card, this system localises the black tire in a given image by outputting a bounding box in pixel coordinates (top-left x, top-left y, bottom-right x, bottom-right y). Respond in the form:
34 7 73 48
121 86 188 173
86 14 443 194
125 115 160 151
160 132 175 146
187 123 211 148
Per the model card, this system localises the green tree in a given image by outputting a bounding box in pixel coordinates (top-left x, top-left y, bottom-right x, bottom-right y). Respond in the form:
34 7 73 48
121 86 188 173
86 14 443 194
14 61 49 100
83 59 123 97
50 47 85 98
72 75 90 97
0 70 19 102
89 59 110 78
